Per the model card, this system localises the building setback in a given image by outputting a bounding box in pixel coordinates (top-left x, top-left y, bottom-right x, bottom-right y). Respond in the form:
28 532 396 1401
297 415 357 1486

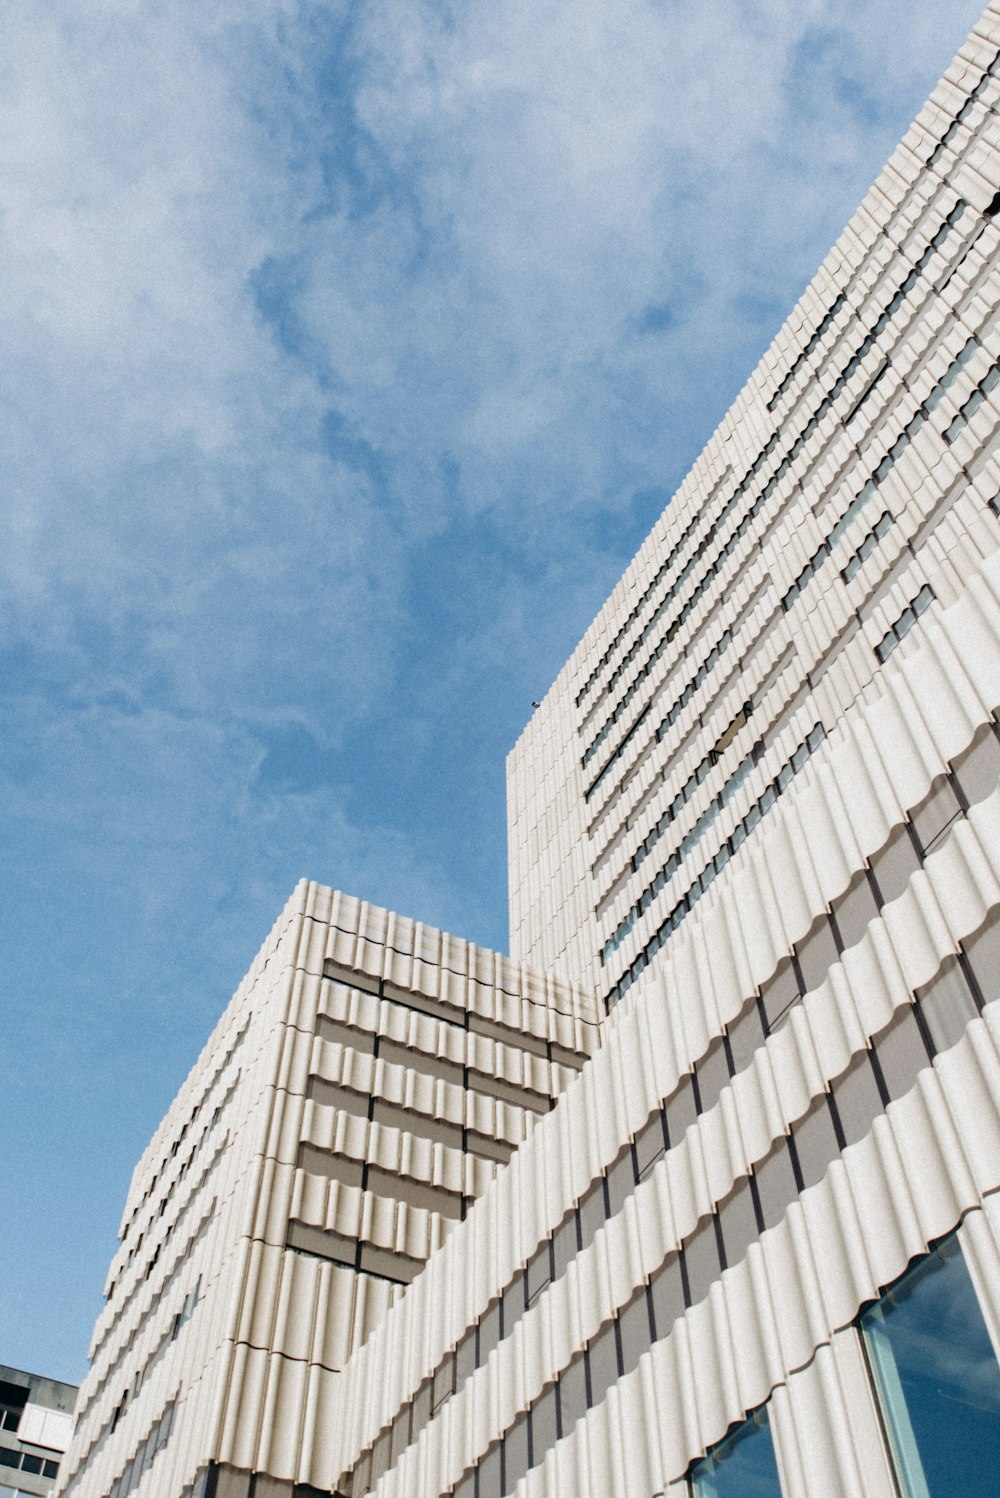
1 1365 76 1498
55 6 1000 1498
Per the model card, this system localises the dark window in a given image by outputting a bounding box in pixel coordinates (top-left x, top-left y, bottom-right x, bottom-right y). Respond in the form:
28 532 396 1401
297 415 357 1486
755 1139 799 1231
953 724 1000 806
911 775 962 856
618 1287 653 1376
796 914 840 994
874 1005 931 1103
760 957 802 1033
587 1320 620 1409
870 825 920 905
831 1051 883 1148
963 909 1000 1006
791 1094 840 1191
834 869 881 950
649 1254 685 1339
916 956 979 1053
684 1219 722 1306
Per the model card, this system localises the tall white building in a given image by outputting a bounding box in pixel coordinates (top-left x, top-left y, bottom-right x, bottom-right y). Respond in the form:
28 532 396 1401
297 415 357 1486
56 7 1000 1498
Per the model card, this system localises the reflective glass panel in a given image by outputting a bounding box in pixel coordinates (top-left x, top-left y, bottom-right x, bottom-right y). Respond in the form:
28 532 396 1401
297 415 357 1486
689 1405 782 1497
860 1235 1000 1496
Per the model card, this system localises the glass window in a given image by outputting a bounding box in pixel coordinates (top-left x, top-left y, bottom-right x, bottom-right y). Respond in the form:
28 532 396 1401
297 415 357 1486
760 958 801 1033
831 1050 883 1148
432 1354 454 1414
684 1219 722 1306
727 1000 766 1074
834 869 880 951
911 776 962 857
953 725 1000 806
478 1443 502 1498
754 1139 799 1231
503 1411 530 1494
717 1176 759 1268
916 956 979 1054
531 1384 558 1465
478 1302 500 1365
689 1405 782 1497
552 1211 579 1281
501 1275 526 1338
456 1325 477 1383
964 909 1000 1007
870 825 921 906
791 1094 840 1191
526 1244 552 1307
874 1004 931 1103
579 1180 607 1254
587 1320 620 1409
795 914 839 994
650 1254 685 1339
665 1073 698 1145
860 1235 1000 1496
634 1110 668 1179
389 1407 410 1464
619 1287 653 1376
696 1037 732 1115
559 1353 588 1436
606 1146 636 1218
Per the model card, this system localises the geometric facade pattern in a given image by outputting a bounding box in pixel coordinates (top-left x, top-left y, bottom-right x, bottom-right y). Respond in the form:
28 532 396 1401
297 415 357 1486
56 7 1000 1497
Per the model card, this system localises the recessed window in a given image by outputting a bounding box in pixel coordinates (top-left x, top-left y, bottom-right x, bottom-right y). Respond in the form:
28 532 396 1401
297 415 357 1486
688 1405 782 1496
861 1234 1000 1496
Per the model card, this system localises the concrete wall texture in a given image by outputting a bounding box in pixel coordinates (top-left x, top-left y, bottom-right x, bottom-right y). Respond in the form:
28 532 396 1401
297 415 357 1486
54 7 1000 1498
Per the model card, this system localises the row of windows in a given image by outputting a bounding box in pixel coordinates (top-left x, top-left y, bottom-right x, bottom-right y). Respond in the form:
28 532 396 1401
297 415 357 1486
612 708 998 1017
112 1070 238 1302
344 745 997 1498
578 153 976 723
766 292 848 412
779 321 983 615
583 217 964 806
433 926 998 1498
691 1228 1000 1498
345 722 1000 1498
575 508 704 709
944 360 1000 443
583 594 749 779
107 1274 200 1451
841 509 894 582
874 584 936 663
81 1185 219 1426
600 725 776 963
926 51 1000 168
605 725 827 1004
316 981 560 1125
319 964 589 1075
286 1219 424 1288
121 1015 249 1245
579 125 985 735
307 1073 517 1166
0 1448 59 1481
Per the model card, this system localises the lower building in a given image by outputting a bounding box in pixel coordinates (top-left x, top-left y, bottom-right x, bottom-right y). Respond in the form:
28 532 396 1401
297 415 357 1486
53 5 1000 1497
0 1366 76 1498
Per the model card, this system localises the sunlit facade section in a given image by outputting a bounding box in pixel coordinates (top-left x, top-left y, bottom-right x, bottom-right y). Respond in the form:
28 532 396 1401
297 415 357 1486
56 7 1000 1498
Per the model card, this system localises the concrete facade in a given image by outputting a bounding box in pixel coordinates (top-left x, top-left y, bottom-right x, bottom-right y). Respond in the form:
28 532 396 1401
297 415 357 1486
1 1365 76 1498
56 7 1000 1498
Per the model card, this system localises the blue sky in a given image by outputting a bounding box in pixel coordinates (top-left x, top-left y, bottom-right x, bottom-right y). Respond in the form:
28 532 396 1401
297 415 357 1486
1 0 986 1384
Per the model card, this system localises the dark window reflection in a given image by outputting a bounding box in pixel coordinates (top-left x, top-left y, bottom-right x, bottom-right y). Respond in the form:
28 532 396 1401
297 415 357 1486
860 1233 1000 1496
